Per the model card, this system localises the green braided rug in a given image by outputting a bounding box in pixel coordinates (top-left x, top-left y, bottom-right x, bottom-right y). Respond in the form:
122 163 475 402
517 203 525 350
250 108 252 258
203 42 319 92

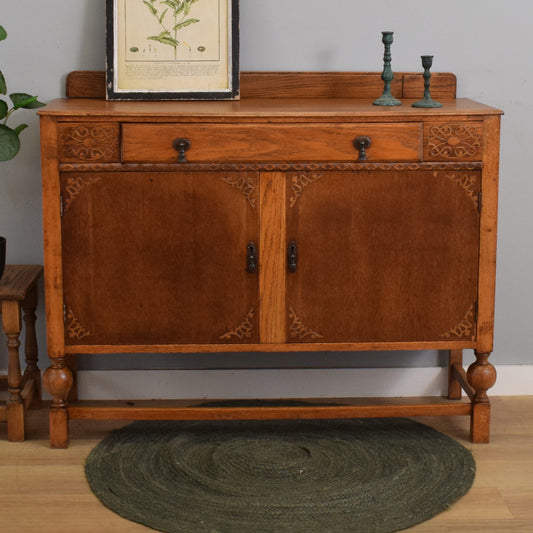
85 417 475 533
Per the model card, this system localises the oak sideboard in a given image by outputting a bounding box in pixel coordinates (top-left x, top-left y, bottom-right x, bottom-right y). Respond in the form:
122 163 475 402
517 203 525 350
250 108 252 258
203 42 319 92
39 71 502 447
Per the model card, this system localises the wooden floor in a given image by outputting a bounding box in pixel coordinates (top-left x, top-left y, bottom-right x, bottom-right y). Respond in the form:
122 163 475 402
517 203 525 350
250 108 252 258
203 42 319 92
0 396 532 532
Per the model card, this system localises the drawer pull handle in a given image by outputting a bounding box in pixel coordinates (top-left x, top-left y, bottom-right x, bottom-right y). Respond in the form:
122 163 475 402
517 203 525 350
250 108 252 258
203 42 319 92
353 136 372 161
172 137 191 162
287 241 298 272
246 241 258 273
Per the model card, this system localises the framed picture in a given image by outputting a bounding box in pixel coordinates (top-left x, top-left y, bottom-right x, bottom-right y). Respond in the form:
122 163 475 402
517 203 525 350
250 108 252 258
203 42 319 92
106 0 239 100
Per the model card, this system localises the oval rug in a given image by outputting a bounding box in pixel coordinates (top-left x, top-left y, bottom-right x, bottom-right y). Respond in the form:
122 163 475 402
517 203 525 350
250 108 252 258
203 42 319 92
85 418 475 533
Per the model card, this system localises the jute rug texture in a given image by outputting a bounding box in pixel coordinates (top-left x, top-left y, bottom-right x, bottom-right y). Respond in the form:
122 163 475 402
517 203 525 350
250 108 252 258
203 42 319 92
85 417 475 532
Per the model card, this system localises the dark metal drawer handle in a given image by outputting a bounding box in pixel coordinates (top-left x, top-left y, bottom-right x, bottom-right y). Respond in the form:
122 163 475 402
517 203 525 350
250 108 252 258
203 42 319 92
172 137 191 162
287 241 298 272
246 241 258 273
353 136 372 161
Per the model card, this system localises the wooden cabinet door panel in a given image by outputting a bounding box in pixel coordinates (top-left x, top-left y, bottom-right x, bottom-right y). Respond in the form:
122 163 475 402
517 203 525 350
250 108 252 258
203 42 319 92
61 172 259 345
286 170 480 343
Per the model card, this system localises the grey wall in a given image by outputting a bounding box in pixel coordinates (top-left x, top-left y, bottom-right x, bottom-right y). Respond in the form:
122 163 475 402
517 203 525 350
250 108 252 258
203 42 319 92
0 1 530 375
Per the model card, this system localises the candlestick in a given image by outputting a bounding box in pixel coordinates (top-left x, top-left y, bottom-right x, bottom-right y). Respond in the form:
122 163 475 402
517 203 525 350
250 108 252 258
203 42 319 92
373 31 401 106
412 55 442 108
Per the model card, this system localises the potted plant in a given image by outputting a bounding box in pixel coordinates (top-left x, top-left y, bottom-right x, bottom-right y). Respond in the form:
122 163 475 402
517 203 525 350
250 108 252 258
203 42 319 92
0 24 45 280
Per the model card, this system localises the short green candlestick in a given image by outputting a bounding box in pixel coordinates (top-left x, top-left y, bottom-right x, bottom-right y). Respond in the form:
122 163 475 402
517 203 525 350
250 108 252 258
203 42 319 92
374 31 401 106
412 55 442 108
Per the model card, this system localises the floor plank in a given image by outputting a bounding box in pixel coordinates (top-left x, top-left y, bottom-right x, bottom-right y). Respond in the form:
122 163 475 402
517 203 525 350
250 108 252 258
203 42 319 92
0 396 532 532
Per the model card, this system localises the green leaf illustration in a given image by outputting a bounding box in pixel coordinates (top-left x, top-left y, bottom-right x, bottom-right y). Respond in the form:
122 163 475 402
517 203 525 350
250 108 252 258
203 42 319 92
143 1 158 16
0 124 21 161
174 18 199 31
148 32 180 48
0 25 7 42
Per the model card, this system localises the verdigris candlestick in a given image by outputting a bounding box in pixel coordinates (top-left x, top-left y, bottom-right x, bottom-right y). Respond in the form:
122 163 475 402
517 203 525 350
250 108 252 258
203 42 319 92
412 55 442 108
374 31 401 106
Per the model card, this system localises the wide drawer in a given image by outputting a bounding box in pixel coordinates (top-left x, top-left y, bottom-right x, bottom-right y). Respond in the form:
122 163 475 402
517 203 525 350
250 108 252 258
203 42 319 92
121 123 422 163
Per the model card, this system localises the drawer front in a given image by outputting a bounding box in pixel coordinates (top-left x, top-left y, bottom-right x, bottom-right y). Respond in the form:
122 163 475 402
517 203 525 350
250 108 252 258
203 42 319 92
121 123 422 163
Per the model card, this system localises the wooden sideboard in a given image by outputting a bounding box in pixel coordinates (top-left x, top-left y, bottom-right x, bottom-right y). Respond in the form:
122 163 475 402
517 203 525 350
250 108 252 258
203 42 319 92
39 71 502 448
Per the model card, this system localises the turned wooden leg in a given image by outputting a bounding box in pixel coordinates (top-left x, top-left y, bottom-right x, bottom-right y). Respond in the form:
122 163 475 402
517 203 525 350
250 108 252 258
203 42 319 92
2 300 25 442
22 286 42 409
448 349 463 400
467 351 497 443
43 358 73 448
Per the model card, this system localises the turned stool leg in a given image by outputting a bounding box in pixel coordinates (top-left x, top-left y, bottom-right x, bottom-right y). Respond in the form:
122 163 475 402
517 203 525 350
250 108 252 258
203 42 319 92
467 351 497 443
22 286 41 409
2 300 25 441
43 357 73 448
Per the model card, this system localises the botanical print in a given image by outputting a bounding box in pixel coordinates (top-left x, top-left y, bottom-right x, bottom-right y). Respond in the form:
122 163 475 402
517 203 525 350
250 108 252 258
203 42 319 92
110 0 236 98
124 0 221 64
141 0 202 60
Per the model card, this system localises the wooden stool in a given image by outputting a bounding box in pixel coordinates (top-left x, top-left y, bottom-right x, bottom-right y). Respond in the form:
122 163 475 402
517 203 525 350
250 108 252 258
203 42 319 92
0 265 43 441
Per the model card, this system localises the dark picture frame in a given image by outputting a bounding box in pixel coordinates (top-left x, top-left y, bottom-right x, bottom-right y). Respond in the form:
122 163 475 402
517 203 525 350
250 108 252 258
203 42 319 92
106 0 239 100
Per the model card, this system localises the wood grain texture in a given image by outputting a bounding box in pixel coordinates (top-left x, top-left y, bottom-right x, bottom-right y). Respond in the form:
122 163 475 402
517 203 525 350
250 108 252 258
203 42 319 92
121 122 422 163
65 70 458 99
259 173 286 343
0 265 43 300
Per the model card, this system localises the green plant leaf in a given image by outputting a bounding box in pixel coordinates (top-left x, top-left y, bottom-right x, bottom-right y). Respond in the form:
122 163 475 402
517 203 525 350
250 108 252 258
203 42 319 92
0 124 21 161
0 69 6 95
14 124 28 136
9 93 46 109
174 18 199 31
0 25 7 42
0 99 8 120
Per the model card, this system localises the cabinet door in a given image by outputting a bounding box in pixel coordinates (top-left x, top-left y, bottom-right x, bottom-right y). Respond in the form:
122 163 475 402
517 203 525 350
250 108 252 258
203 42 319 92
61 172 259 345
286 170 480 343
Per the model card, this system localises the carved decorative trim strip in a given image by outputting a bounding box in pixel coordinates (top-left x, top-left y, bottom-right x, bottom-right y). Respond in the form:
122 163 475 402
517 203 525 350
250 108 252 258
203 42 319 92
65 306 92 341
59 124 119 162
426 124 482 160
63 176 102 211
220 176 257 207
219 308 255 341
441 305 476 340
289 174 322 207
59 161 483 173
443 173 479 208
288 307 324 341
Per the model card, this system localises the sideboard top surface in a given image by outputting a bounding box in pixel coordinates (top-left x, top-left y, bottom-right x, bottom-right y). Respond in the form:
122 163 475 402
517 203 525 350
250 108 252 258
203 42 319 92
39 97 502 121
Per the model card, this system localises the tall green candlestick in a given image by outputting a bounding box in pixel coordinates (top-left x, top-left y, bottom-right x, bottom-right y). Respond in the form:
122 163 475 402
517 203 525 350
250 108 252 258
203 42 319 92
374 31 401 106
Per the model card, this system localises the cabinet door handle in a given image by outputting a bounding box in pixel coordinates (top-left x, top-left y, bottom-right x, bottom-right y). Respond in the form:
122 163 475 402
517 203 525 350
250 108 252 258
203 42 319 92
172 137 191 162
287 241 298 272
353 136 372 161
246 241 258 273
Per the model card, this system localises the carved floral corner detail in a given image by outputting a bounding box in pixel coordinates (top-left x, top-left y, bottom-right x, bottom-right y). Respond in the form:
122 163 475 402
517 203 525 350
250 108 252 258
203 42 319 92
427 124 482 159
441 304 476 340
220 176 257 208
60 125 118 161
65 306 92 341
443 173 479 209
288 307 324 341
63 175 102 212
219 308 255 341
289 174 322 207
